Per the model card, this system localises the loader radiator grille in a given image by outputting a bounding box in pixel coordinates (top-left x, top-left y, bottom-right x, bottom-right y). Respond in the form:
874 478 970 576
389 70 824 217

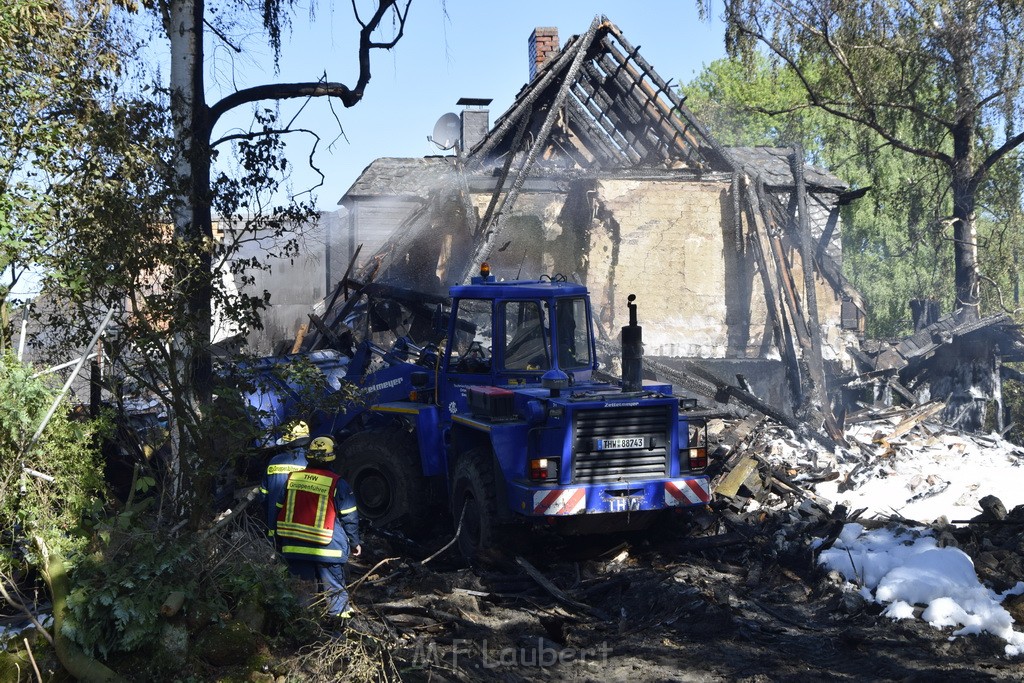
572 404 671 484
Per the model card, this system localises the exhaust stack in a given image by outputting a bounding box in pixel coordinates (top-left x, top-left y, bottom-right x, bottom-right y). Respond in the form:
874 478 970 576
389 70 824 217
622 294 643 393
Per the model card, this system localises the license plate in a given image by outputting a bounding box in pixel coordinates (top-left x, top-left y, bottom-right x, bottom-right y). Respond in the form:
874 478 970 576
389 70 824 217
597 436 645 450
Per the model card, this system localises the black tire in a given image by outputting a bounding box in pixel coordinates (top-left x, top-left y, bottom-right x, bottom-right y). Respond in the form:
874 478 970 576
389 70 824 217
337 429 428 532
450 451 498 562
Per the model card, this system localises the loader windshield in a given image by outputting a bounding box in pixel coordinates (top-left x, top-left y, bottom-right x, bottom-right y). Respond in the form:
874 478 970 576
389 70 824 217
554 297 591 370
503 301 551 371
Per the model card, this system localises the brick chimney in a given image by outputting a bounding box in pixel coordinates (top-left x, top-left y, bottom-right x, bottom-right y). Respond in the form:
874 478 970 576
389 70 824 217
529 27 559 80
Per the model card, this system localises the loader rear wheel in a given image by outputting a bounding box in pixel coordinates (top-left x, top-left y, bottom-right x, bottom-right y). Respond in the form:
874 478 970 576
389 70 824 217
338 429 428 533
450 452 498 562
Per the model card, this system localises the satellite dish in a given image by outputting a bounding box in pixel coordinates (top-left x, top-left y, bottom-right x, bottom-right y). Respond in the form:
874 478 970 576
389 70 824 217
430 112 461 151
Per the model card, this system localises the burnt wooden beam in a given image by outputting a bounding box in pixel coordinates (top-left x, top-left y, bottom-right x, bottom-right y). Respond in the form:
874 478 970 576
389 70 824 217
307 244 363 352
768 234 810 348
592 52 670 161
576 63 647 162
791 145 843 443
814 203 841 266
887 377 918 405
564 98 630 166
472 30 586 163
743 180 802 402
596 40 704 166
477 102 532 236
760 185 863 313
647 357 839 451
306 313 345 351
732 173 743 253
600 26 734 169
569 76 634 158
466 20 607 282
755 180 811 350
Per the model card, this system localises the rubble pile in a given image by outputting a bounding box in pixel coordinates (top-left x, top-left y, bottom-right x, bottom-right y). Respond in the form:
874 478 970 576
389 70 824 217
710 402 1024 525
699 405 1024 650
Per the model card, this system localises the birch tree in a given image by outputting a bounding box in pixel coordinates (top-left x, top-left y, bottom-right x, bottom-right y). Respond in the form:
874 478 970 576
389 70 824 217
153 0 411 525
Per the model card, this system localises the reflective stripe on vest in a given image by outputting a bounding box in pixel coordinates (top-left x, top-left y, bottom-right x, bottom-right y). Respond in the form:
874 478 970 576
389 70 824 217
276 470 338 545
280 544 344 559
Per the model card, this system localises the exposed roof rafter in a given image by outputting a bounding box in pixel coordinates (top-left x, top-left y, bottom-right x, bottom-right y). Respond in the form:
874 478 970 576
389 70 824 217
470 16 734 174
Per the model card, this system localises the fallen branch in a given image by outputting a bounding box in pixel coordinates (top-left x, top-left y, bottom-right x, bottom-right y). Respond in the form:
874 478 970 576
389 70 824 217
36 537 126 683
419 501 466 566
24 637 43 683
200 486 260 540
514 556 609 621
354 502 468 590
348 556 400 594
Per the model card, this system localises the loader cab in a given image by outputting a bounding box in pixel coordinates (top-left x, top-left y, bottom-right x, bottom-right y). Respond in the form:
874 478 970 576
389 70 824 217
442 268 597 397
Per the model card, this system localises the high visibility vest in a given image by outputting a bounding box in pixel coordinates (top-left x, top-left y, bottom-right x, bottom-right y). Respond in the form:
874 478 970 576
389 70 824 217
276 469 340 545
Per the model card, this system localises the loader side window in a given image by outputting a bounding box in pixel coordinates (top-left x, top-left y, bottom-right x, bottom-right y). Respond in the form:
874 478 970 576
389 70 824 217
503 301 550 371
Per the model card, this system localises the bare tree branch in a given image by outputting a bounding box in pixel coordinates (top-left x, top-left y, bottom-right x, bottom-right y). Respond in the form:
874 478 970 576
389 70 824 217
726 15 955 166
207 0 411 129
211 126 318 149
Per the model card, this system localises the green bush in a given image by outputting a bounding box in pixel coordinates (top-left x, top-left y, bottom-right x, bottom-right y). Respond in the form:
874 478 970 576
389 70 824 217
63 518 301 661
0 352 107 575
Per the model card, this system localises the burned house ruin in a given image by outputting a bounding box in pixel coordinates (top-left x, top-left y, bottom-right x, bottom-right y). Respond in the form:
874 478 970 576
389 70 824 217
311 17 864 424
239 16 1024 434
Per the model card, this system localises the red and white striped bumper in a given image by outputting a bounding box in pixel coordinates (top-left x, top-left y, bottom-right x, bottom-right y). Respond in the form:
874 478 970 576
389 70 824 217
516 476 712 517
664 477 711 507
532 487 587 515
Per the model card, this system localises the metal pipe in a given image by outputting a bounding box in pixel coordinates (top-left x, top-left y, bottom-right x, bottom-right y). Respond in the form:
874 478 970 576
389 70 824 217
31 353 98 378
17 301 30 362
28 305 117 450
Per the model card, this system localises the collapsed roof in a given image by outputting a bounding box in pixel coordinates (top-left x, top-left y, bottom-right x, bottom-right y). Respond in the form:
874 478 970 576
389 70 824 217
470 16 733 175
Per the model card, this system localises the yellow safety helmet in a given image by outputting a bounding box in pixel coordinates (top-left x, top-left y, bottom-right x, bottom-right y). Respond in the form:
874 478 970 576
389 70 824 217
307 436 336 462
284 420 310 442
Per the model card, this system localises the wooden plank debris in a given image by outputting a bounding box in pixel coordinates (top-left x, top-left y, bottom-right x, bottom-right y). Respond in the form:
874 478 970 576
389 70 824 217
715 455 758 499
880 402 946 445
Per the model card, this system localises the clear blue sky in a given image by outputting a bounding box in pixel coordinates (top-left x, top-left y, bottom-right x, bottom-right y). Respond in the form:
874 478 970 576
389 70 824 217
7 2 726 299
211 1 728 211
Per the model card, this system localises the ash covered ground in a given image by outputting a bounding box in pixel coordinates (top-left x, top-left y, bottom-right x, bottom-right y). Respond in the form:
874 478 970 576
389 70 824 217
300 410 1024 682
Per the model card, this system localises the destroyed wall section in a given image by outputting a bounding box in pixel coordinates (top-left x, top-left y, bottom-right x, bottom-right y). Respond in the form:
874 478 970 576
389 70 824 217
466 173 849 364
585 177 757 358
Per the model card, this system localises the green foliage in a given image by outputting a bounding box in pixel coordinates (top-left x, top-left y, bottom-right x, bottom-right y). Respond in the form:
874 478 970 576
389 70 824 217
684 50 1021 337
0 0 127 326
63 520 301 661
0 352 107 574
275 355 362 419
719 0 1024 322
64 527 196 658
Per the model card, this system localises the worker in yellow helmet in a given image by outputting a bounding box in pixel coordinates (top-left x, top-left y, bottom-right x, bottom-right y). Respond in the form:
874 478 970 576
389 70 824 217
258 420 310 537
275 435 362 619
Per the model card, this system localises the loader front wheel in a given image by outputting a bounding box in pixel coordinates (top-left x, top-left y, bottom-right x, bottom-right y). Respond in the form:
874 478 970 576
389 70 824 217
338 429 427 533
451 452 498 562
